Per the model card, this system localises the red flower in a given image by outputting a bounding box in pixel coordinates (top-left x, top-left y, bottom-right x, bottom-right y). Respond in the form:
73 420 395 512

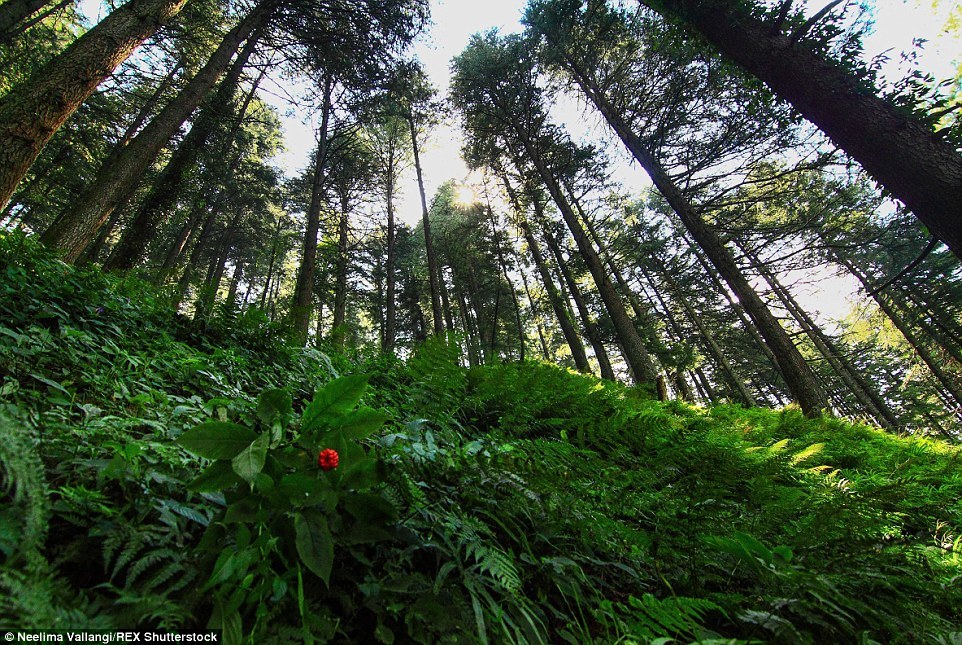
317 448 339 471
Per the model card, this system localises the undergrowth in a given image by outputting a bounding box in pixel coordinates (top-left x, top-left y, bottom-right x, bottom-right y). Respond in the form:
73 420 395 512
1 232 960 643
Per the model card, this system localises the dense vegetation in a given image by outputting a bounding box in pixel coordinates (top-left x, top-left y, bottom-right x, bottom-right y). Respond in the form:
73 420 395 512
2 234 961 642
2 0 962 641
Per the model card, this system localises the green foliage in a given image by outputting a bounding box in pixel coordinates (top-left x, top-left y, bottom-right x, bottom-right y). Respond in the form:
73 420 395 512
1 233 960 642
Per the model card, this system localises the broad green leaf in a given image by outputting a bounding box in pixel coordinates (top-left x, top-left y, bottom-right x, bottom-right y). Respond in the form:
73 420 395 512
342 492 397 524
188 460 242 492
177 421 257 459
232 433 269 482
343 522 393 545
338 407 389 441
294 510 333 585
257 388 292 426
279 472 330 507
340 458 383 490
302 374 369 432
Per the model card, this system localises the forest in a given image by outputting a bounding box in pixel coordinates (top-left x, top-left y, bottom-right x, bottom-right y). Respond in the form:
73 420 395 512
1 0 961 641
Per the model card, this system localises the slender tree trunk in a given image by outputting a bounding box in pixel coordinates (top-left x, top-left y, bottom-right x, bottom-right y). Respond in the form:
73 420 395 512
290 73 333 344
172 208 216 310
518 261 552 361
0 0 69 45
518 216 591 373
332 198 349 336
740 242 900 428
660 269 755 406
573 76 824 412
439 267 456 333
157 200 205 283
516 143 657 384
104 41 262 270
225 260 243 307
383 167 397 351
0 0 189 209
408 113 444 335
831 250 962 411
455 283 481 367
636 0 962 261
542 229 615 380
154 94 257 284
487 207 526 362
40 2 271 262
694 367 718 403
635 272 700 401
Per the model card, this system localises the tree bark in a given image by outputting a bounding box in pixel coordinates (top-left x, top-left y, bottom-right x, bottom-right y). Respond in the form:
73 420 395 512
408 113 444 336
740 241 900 428
517 142 658 384
40 2 271 262
104 39 262 270
332 197 350 336
542 229 615 380
383 159 398 351
0 0 190 210
290 73 333 344
637 0 962 261
516 211 591 374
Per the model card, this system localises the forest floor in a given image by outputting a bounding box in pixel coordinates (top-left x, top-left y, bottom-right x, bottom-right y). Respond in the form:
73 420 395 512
1 232 961 643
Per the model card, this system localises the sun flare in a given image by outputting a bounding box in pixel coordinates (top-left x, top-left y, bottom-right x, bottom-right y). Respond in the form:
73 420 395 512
453 184 478 206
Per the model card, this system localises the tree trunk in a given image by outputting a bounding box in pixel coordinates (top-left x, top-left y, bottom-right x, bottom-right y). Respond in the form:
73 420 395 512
0 0 190 210
831 250 962 411
172 208 216 310
488 206 526 362
408 113 444 335
224 260 243 308
659 269 755 406
516 142 657 384
290 73 333 344
518 217 591 373
104 41 262 270
740 242 900 428
567 66 825 413
542 229 615 380
383 165 397 351
332 198 349 336
0 0 68 45
40 2 271 262
517 260 552 361
636 0 962 261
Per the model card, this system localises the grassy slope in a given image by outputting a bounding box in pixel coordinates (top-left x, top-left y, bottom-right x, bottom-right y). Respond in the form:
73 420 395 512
1 232 960 644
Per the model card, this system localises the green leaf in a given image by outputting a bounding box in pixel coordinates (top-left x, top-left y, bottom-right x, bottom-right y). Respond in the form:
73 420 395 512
279 472 330 507
257 388 292 426
232 433 269 483
340 458 383 490
294 510 334 585
338 407 388 441
302 374 369 432
222 608 242 645
177 422 257 459
188 460 242 493
342 492 397 524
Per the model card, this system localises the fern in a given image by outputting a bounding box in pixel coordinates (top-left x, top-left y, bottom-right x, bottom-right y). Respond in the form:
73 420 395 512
619 594 721 641
0 408 48 570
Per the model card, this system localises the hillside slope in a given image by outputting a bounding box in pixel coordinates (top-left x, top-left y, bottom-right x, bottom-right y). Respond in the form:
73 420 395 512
1 233 960 643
